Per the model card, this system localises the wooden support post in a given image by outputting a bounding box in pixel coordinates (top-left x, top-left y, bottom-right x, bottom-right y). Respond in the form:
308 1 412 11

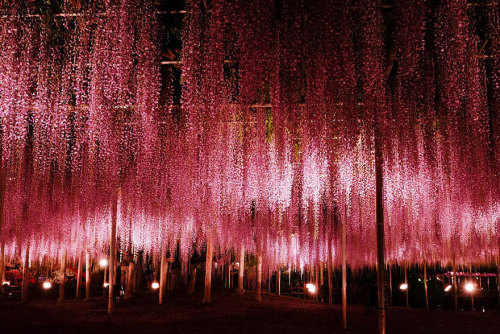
85 250 91 301
470 265 474 312
108 189 119 315
315 265 319 302
21 246 30 303
0 241 4 298
224 262 229 288
203 233 213 304
0 160 5 297
103 264 108 296
135 252 142 294
187 267 197 294
256 251 263 301
453 260 458 311
497 255 500 308
58 252 66 302
277 268 281 295
237 246 245 294
404 262 409 308
424 262 428 309
76 253 82 299
342 204 347 329
388 263 392 306
125 256 134 299
328 238 333 305
159 248 167 305
375 120 386 334
267 265 271 293
320 262 324 286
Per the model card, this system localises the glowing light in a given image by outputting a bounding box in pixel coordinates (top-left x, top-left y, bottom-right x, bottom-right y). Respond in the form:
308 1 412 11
42 281 52 289
152 282 160 290
400 283 408 291
464 282 475 293
306 283 317 294
99 259 108 267
2 281 10 286
444 285 452 292
103 283 110 288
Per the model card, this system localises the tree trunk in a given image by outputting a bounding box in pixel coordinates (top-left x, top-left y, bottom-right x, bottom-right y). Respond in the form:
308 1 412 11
203 234 213 304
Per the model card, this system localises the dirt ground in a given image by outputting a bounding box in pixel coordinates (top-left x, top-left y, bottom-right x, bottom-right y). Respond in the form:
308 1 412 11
1 288 500 334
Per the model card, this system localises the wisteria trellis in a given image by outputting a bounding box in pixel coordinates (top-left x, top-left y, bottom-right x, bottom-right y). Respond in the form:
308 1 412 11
0 0 498 270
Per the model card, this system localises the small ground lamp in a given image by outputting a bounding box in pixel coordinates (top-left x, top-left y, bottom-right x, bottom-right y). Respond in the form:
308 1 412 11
152 282 160 290
306 283 317 294
42 281 52 299
399 283 408 291
444 284 452 292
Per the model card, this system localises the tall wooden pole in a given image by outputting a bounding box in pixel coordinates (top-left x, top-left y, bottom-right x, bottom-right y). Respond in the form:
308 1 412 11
342 204 347 329
328 238 333 305
85 250 91 301
497 255 500 308
375 119 386 334
388 263 392 306
58 252 66 302
125 255 134 299
21 246 30 303
256 250 263 301
187 266 197 294
108 189 119 315
315 265 319 302
404 262 409 308
203 232 213 304
103 264 108 296
76 253 82 299
453 260 458 311
0 161 5 297
320 262 324 286
0 241 4 297
267 265 271 293
276 268 281 295
159 247 167 305
424 262 428 309
237 246 245 294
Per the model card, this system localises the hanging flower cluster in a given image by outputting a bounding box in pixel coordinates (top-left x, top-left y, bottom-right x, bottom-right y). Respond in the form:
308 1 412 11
0 0 498 270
